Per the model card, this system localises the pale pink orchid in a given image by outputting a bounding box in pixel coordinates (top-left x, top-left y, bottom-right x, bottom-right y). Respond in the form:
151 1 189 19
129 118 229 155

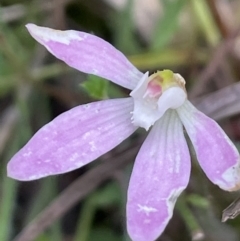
7 24 240 241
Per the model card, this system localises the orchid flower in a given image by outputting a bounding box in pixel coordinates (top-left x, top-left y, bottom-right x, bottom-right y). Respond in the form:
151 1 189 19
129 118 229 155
7 24 240 241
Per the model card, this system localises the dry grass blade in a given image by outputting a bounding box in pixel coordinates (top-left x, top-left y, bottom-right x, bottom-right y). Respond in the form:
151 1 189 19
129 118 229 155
189 26 240 98
222 196 240 222
192 82 240 120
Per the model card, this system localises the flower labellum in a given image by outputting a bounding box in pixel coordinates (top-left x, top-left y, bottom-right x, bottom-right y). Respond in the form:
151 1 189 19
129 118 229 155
130 70 187 130
7 24 240 241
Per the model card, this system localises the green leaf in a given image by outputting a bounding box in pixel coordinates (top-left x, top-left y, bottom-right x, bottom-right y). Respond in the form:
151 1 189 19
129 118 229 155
91 182 121 207
151 0 187 50
176 195 203 237
81 75 109 99
35 233 51 241
186 193 209 208
89 228 122 241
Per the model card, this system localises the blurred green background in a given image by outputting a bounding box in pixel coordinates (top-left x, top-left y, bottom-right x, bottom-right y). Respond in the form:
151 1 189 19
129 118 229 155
1 0 240 240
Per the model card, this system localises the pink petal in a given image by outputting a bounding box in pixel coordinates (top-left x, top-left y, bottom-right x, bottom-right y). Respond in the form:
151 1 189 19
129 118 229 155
7 98 137 181
26 24 143 90
177 101 240 191
127 111 190 241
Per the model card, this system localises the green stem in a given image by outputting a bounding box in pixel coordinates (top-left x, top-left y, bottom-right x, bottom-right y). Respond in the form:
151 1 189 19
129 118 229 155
73 196 96 241
128 48 208 70
176 195 203 238
0 134 20 241
191 0 220 46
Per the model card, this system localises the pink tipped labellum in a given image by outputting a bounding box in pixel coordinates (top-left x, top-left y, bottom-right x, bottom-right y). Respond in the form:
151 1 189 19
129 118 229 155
7 24 240 241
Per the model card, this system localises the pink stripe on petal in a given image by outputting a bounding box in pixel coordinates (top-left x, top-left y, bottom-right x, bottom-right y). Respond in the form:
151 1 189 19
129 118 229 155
7 98 137 181
177 101 240 191
127 111 190 241
26 24 143 90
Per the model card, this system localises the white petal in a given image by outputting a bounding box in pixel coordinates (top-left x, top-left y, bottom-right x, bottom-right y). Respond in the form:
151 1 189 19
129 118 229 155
8 98 137 180
177 100 240 191
26 24 143 90
127 110 191 241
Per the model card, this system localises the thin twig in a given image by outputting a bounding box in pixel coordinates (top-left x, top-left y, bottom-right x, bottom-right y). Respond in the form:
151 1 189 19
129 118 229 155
0 0 73 23
207 0 231 38
0 2 52 23
189 26 240 98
